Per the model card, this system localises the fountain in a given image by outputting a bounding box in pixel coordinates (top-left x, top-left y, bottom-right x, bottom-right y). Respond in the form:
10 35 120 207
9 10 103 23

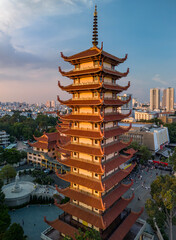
2 172 35 207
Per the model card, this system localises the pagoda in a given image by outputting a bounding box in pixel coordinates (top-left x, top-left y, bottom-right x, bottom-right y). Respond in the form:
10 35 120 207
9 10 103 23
44 6 143 240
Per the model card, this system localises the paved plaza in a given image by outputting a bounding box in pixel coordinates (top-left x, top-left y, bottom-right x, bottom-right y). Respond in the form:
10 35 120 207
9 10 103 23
9 205 63 240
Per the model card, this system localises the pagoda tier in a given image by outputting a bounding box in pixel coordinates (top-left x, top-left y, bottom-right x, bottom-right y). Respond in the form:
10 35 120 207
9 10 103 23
56 171 104 192
59 66 129 80
109 208 144 240
56 157 104 174
57 95 131 107
57 128 103 139
55 185 105 210
58 81 130 93
54 195 134 229
58 110 131 123
103 163 136 191
60 46 127 65
57 142 104 156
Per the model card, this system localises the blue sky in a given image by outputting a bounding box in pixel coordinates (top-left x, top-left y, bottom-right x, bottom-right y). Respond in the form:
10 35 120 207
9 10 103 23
0 0 175 104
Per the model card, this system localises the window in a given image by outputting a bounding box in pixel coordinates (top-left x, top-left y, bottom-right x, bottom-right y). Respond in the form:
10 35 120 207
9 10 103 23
94 92 98 97
113 107 116 112
75 78 79 84
74 152 77 156
111 65 115 70
94 107 98 113
95 123 98 128
94 140 98 145
75 64 80 70
95 156 98 161
101 140 104 145
100 76 102 82
114 122 117 126
94 61 98 67
75 107 77 112
74 122 77 127
73 184 77 187
114 136 117 141
94 76 98 81
74 137 77 142
95 173 98 177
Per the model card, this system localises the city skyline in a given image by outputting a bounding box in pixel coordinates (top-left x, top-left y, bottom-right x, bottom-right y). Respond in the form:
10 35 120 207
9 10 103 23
0 0 176 103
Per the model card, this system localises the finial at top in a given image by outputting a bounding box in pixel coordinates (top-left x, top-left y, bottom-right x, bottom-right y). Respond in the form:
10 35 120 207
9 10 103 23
92 5 98 47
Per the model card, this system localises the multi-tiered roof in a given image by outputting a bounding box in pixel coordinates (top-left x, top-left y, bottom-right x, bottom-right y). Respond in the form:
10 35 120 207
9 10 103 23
45 6 143 240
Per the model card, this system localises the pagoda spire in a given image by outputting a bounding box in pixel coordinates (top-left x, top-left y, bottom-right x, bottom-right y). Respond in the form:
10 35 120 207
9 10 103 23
92 5 98 47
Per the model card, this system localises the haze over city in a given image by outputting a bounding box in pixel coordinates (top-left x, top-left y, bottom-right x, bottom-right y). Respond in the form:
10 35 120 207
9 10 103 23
0 0 176 103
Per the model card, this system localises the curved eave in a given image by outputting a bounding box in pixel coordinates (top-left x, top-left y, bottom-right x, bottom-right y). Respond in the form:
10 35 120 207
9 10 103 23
60 47 127 65
57 95 103 106
103 81 130 92
55 186 105 211
104 95 131 106
62 128 104 139
54 201 105 229
103 194 134 228
58 66 129 79
103 163 136 191
56 171 104 192
28 141 48 149
104 124 132 138
44 216 79 240
57 157 104 174
109 208 144 240
104 139 132 155
58 81 102 92
58 113 103 123
103 154 133 173
57 142 104 156
103 182 133 209
104 110 132 122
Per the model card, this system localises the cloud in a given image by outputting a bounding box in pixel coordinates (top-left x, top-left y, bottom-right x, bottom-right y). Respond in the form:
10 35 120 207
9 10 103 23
152 74 167 86
0 0 93 35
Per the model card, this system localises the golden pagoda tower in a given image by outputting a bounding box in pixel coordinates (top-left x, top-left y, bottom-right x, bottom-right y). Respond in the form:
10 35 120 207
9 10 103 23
44 6 143 240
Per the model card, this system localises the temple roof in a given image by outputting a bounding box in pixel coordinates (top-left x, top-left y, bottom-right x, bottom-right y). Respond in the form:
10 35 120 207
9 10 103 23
57 142 104 156
55 201 105 229
60 46 127 65
58 113 103 122
33 132 59 142
55 186 105 210
104 124 131 138
103 154 133 173
104 139 132 155
109 208 144 240
58 81 130 93
103 163 136 191
103 195 134 228
103 182 133 209
124 148 137 155
57 157 104 174
57 95 131 107
44 217 79 240
59 66 129 80
104 110 132 122
56 171 104 192
58 128 103 139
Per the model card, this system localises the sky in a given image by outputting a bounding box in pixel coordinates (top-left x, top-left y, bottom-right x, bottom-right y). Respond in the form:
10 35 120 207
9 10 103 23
0 0 176 104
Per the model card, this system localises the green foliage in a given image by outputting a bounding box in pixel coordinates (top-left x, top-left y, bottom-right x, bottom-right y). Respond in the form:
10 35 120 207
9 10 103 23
139 145 152 164
145 175 176 240
164 123 176 143
0 148 27 165
63 228 101 240
169 147 176 171
0 165 16 181
0 113 57 141
2 223 26 240
129 141 140 151
32 169 54 185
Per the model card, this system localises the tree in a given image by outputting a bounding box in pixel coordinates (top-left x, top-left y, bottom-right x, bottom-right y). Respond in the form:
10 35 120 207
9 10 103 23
169 147 176 171
63 228 101 240
139 145 152 164
0 165 16 182
2 149 21 164
145 175 176 240
2 223 26 240
129 141 140 151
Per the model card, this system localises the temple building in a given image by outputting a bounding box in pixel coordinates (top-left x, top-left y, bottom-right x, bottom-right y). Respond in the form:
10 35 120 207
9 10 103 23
27 132 68 172
44 6 144 240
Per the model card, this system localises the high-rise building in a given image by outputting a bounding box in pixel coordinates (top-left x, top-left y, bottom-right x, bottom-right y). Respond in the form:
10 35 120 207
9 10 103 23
46 100 51 108
44 6 143 240
150 88 160 110
51 100 56 108
162 87 174 111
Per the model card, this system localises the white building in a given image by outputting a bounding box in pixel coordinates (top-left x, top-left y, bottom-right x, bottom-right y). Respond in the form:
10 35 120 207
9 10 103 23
150 88 160 110
135 111 158 121
0 131 10 148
